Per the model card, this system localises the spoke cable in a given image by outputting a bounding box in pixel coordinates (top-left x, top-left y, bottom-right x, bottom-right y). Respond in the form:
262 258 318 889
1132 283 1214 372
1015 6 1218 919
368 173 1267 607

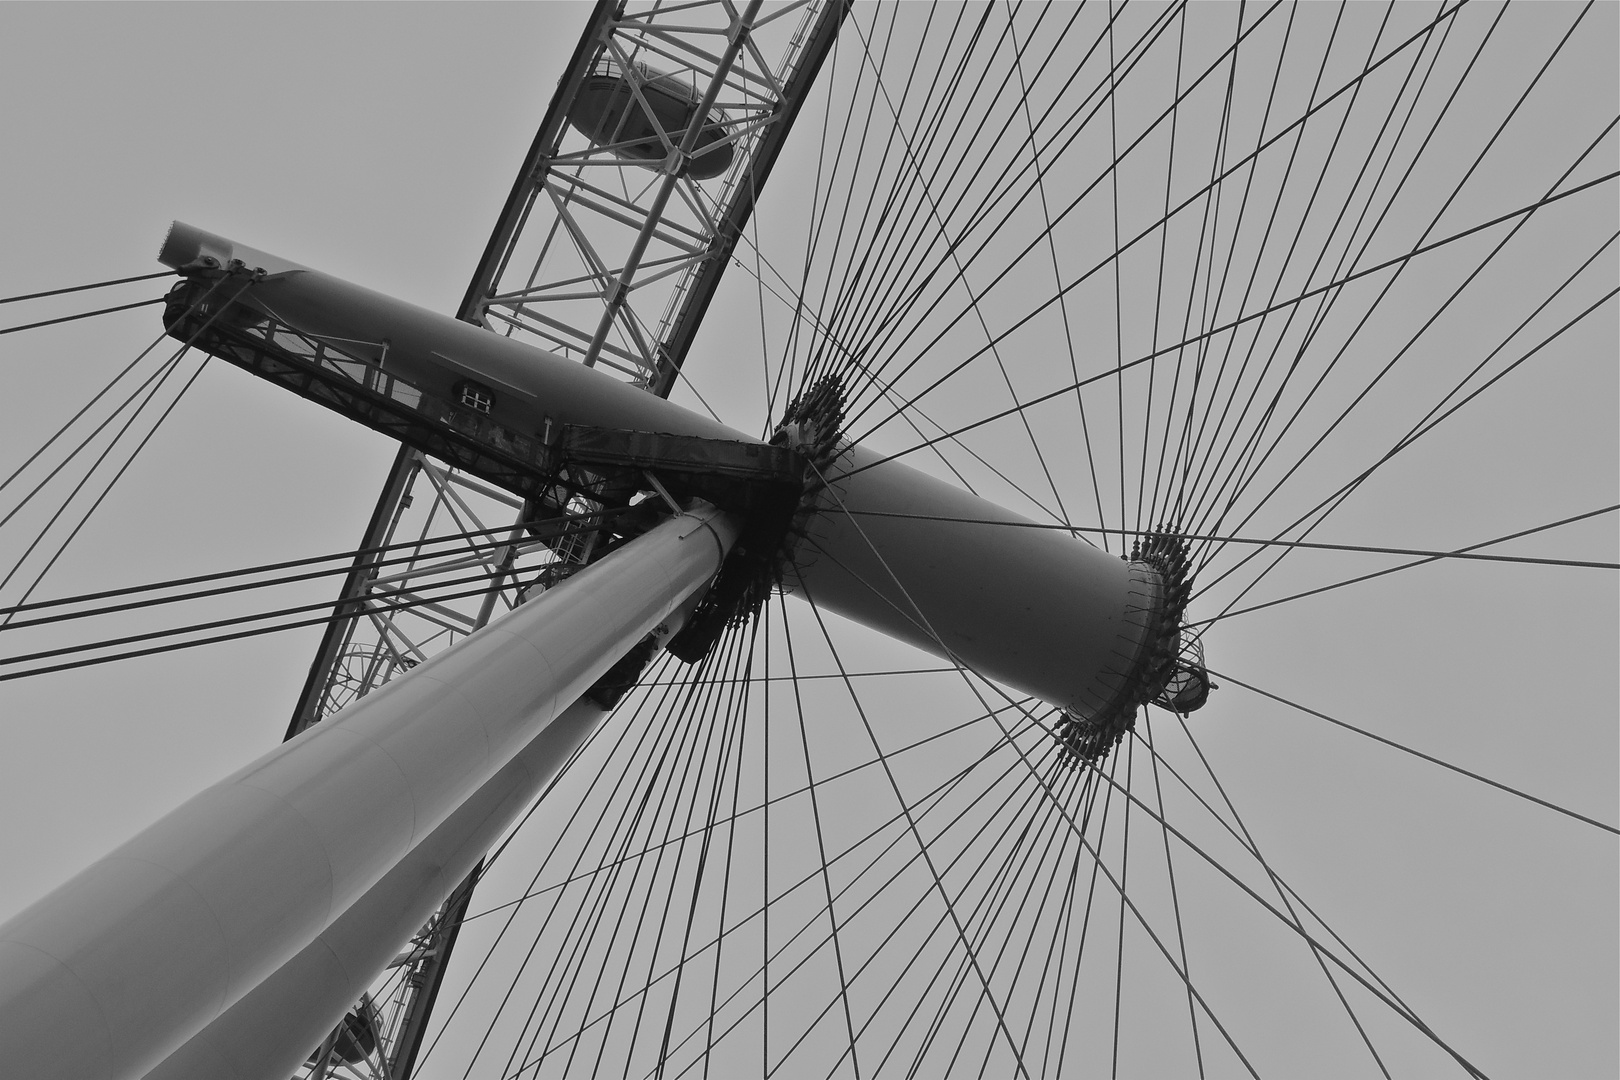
0 269 177 307
1211 670 1620 835
0 513 622 634
831 168 1617 481
1139 717 1204 1076
843 0 1455 439
1164 709 1395 1076
824 509 1620 570
1187 13 1604 574
1196 505 1619 624
0 296 166 337
1193 254 1619 614
810 460 1478 1077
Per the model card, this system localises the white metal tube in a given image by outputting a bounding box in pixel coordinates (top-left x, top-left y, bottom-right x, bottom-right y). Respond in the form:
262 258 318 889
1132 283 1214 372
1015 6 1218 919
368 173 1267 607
786 442 1156 715
0 507 738 1080
155 225 1162 715
143 696 611 1080
157 222 745 446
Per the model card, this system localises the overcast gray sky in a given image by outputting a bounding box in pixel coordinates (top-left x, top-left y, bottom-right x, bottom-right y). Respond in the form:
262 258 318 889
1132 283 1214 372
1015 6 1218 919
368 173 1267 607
0 3 1615 1077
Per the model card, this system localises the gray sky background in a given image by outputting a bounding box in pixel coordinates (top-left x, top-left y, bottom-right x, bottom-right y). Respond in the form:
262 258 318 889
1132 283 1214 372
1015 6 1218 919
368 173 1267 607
0 3 1615 1077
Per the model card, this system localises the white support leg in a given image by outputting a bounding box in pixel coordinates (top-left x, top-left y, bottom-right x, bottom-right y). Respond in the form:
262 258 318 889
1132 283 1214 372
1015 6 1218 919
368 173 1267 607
144 695 613 1080
0 507 738 1080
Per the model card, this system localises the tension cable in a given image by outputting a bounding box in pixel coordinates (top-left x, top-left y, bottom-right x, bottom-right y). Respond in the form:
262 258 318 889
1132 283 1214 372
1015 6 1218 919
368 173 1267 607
0 296 167 337
0 269 178 307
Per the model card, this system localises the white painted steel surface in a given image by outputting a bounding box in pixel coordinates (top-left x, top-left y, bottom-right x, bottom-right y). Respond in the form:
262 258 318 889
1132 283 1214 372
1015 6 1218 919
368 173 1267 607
0 508 739 1080
787 441 1149 715
157 222 742 445
144 697 611 1080
156 225 1159 714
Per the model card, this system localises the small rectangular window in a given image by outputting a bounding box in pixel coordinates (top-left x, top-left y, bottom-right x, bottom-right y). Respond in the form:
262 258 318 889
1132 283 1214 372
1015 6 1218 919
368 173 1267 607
455 380 495 415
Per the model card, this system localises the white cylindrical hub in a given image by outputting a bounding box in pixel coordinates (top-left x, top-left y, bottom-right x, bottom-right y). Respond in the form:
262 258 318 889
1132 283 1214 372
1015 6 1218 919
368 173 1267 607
787 441 1159 717
154 224 1170 721
0 507 738 1080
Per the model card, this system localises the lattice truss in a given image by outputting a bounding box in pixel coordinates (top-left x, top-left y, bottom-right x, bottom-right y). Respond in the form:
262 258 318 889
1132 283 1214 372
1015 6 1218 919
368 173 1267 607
307 457 595 725
302 0 844 729
290 5 845 1075
468 0 835 391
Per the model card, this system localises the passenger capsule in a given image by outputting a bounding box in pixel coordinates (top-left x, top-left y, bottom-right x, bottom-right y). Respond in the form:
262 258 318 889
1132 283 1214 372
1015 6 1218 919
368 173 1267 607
566 58 734 180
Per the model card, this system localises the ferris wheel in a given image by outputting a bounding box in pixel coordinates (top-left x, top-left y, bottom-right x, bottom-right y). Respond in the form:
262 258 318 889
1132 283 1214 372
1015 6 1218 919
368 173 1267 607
0 2 1615 1079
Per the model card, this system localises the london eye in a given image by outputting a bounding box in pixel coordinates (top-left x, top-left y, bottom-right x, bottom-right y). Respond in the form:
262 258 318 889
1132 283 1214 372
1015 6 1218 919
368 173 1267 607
0 3 1615 1078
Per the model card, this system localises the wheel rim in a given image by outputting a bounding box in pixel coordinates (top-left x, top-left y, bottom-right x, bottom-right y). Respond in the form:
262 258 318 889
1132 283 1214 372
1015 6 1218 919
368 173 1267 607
0 3 1612 1078
414 4 1618 1077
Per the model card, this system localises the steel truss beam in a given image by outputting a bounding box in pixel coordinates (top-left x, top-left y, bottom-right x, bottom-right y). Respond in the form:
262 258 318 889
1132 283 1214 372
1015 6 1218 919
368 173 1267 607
268 3 849 1074
464 0 851 392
